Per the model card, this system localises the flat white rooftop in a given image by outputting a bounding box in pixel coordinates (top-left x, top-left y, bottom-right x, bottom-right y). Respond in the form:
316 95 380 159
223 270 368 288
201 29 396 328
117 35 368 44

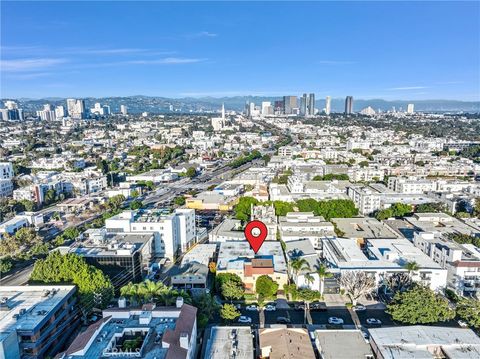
0 285 75 338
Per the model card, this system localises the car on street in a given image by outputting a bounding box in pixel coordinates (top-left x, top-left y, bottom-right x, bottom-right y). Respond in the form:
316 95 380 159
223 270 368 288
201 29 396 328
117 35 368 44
294 303 305 310
264 305 276 311
245 305 258 311
366 318 382 326
310 302 327 311
353 305 367 311
276 316 291 324
458 320 468 328
238 316 252 323
328 317 344 325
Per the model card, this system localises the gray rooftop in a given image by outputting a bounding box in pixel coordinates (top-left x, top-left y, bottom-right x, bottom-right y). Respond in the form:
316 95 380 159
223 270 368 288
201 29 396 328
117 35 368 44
368 326 480 359
331 217 400 239
0 285 75 339
315 330 373 359
204 326 254 359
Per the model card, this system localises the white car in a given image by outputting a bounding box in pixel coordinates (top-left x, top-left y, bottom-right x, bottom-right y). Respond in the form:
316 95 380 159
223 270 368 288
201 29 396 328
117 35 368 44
238 316 252 323
264 305 276 311
366 318 382 325
328 317 344 325
245 305 258 311
458 320 468 328
353 305 366 311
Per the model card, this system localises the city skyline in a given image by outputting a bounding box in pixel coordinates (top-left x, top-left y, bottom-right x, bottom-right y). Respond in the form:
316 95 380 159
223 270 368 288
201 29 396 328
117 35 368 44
1 1 479 100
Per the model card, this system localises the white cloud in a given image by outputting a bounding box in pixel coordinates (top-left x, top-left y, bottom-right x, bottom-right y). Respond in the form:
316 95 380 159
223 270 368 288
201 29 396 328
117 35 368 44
1 58 67 72
128 57 206 65
186 31 218 38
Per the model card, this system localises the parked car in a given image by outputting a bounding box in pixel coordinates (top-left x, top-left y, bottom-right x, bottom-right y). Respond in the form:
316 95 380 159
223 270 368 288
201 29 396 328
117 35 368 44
245 305 258 311
310 302 327 311
366 318 382 326
238 316 252 323
264 305 276 311
294 303 306 311
276 316 291 324
235 304 242 309
458 320 469 328
353 305 367 311
328 317 344 325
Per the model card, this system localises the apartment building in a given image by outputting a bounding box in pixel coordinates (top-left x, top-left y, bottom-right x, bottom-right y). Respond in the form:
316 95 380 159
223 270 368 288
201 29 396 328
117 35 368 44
0 286 78 359
60 299 197 359
279 212 335 251
216 241 288 292
105 209 196 260
0 162 14 198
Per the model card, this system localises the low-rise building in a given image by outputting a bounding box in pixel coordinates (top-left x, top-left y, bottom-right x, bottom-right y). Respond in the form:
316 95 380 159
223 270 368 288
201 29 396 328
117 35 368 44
323 236 448 291
315 329 373 359
185 191 238 211
60 299 197 359
279 212 335 251
368 326 480 358
216 241 288 292
208 218 245 242
259 327 315 359
203 326 254 359
284 239 322 291
0 285 78 359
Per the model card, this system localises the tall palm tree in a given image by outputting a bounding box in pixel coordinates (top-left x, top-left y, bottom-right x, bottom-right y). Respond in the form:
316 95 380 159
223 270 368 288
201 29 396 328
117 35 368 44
290 257 311 281
404 261 420 281
316 263 333 296
120 282 140 305
138 280 168 303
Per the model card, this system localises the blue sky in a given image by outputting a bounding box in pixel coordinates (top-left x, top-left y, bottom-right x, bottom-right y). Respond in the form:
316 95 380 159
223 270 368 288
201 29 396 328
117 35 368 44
1 1 479 100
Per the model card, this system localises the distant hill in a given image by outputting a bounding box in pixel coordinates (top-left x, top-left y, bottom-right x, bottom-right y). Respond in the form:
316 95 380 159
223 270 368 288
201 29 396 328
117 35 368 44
2 96 479 114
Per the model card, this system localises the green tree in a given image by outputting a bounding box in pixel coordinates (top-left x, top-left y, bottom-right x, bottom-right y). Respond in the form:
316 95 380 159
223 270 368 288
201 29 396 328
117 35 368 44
186 167 197 178
130 189 140 198
19 199 36 212
386 285 455 324
174 196 186 206
30 251 114 312
0 258 12 274
272 201 294 216
220 303 241 322
234 196 259 222
316 264 333 296
129 200 143 210
313 174 350 181
106 194 125 211
221 279 244 301
290 257 311 279
63 227 80 240
262 154 271 166
44 189 56 205
255 275 279 299
456 298 480 328
295 199 358 221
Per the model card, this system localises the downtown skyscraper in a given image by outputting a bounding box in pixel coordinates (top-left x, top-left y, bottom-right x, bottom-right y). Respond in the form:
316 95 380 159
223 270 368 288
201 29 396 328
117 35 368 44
345 96 354 114
325 96 331 115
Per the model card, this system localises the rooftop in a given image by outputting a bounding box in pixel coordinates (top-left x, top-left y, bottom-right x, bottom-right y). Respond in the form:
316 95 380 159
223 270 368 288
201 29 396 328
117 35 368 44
368 325 480 359
260 328 315 359
330 217 399 239
315 329 373 359
204 326 254 359
0 285 76 339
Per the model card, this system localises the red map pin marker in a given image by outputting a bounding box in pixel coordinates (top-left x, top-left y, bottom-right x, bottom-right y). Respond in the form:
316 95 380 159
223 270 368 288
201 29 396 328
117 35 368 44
244 220 268 253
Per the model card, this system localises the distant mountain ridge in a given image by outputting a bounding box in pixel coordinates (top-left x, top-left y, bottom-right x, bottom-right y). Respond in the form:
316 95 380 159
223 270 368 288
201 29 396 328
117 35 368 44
3 96 479 113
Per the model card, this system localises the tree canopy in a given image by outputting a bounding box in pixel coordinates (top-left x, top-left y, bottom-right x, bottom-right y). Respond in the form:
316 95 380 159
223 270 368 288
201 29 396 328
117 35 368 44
456 298 480 328
220 303 241 322
255 275 279 299
234 196 259 222
386 285 455 324
295 199 358 221
215 273 244 300
30 251 114 311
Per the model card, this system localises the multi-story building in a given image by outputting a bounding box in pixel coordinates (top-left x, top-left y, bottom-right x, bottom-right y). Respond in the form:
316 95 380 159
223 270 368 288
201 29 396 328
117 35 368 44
325 96 331 115
66 98 86 119
344 96 353 114
36 104 56 121
0 100 23 121
62 231 159 288
0 285 78 359
388 176 436 194
279 212 335 250
0 162 14 198
413 231 480 297
120 104 128 115
322 235 448 291
308 93 315 116
59 298 197 359
55 105 65 119
216 241 288 292
105 209 196 259
251 204 277 241
283 96 298 115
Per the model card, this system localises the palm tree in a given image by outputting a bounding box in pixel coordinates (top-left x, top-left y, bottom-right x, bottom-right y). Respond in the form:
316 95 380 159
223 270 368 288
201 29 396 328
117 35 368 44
404 261 420 281
315 263 333 296
290 257 311 282
120 282 140 305
138 280 167 303
304 273 315 288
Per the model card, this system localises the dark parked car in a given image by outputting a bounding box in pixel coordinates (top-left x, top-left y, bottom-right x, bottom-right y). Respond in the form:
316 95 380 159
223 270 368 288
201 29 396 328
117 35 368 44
276 317 291 324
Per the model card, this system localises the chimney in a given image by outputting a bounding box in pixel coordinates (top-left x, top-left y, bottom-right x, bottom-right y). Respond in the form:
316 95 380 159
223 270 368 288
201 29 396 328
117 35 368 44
176 297 184 308
179 332 189 349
